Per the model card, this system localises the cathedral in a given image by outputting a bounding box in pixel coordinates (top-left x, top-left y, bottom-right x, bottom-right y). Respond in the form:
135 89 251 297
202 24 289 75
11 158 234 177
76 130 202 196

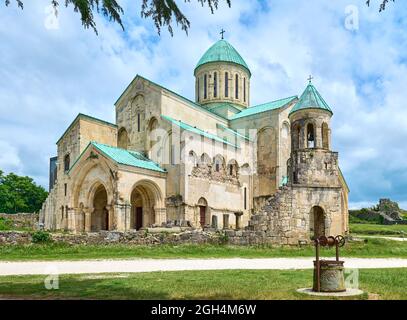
40 38 349 243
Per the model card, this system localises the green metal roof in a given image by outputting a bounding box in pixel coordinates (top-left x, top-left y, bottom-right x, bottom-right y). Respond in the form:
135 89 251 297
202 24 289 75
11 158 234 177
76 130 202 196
91 142 166 172
230 96 297 120
195 40 251 75
161 115 239 148
290 83 333 115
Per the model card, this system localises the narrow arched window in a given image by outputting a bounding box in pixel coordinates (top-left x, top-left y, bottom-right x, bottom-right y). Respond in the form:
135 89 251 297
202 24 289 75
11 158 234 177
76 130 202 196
197 78 200 101
235 74 239 99
243 77 246 102
64 154 70 172
322 123 329 149
213 72 217 98
225 72 229 97
204 74 207 99
137 113 141 132
307 123 315 148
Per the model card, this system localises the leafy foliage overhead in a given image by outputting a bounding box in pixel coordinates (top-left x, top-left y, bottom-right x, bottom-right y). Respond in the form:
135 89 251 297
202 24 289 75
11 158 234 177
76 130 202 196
0 170 48 214
4 0 231 35
366 0 395 12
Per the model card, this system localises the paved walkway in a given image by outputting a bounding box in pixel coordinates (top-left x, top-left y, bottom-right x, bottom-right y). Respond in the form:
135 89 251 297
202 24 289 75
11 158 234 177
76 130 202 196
1 257 407 276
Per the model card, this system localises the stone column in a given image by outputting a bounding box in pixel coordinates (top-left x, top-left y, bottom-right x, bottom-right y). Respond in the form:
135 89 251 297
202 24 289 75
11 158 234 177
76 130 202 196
114 203 130 232
234 212 243 230
106 205 114 231
155 207 167 226
84 207 92 232
223 214 230 230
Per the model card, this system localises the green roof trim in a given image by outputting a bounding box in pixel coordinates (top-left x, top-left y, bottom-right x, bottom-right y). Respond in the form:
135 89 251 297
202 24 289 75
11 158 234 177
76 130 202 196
56 113 117 145
92 142 166 172
69 142 166 174
290 83 333 115
230 96 297 120
207 102 243 112
114 75 228 122
195 40 251 75
161 115 239 149
216 123 254 142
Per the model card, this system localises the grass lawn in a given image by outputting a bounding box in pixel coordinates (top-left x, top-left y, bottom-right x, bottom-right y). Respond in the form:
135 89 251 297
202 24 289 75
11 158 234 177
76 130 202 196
0 268 406 300
1 237 407 261
350 223 407 236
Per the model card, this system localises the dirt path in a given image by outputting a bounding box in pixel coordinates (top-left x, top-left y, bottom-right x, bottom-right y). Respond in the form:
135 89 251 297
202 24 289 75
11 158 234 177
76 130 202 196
1 257 407 276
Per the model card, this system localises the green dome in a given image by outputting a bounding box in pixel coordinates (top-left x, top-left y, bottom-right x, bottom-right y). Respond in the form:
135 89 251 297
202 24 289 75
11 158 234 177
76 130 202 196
195 40 250 75
290 83 333 116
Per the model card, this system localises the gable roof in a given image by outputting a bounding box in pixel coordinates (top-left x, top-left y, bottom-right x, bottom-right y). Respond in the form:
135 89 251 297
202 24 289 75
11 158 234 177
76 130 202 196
290 83 333 115
161 115 240 148
114 75 228 122
230 96 297 120
69 142 166 174
56 113 117 145
195 40 251 75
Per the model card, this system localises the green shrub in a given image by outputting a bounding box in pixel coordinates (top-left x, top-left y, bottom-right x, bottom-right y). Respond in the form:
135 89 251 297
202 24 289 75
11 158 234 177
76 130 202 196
0 217 13 230
31 231 51 243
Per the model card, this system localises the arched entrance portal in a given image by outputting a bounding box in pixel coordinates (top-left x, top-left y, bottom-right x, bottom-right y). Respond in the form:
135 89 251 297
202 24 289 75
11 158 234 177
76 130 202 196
198 198 208 228
310 206 325 239
130 181 163 230
91 185 109 231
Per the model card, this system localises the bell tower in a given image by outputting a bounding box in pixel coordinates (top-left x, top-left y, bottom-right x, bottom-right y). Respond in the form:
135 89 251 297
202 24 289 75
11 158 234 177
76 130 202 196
288 80 340 188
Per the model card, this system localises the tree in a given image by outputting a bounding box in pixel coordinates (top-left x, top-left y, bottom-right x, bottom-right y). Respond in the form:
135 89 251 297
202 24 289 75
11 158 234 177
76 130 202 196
0 170 48 214
366 0 395 12
4 0 231 35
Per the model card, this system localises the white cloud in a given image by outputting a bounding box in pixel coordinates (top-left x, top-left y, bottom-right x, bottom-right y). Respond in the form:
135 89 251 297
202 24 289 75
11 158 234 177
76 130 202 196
0 0 407 206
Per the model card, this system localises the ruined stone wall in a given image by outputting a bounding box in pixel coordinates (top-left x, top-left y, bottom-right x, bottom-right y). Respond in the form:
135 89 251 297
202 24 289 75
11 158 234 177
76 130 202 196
247 185 346 245
0 213 38 230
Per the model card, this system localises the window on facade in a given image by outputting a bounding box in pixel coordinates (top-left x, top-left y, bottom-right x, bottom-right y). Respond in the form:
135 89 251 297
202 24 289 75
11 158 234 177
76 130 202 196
171 145 176 165
225 72 229 97
215 163 220 172
322 123 329 149
204 74 207 99
229 165 233 176
137 113 141 132
235 74 239 99
243 77 246 102
64 183 67 196
213 72 217 98
244 187 247 210
64 154 70 172
307 123 315 148
197 78 200 101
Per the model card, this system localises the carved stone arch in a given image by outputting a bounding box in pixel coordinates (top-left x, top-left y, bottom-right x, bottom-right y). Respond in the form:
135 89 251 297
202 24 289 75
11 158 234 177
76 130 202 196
256 126 276 174
70 156 115 209
188 150 198 167
199 153 211 166
213 154 226 172
322 122 329 150
129 179 165 229
304 119 317 149
227 159 239 176
132 94 146 133
281 121 290 139
118 127 129 149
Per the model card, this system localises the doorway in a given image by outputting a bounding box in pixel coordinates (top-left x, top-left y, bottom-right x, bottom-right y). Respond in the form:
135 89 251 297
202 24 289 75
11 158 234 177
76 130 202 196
310 206 325 239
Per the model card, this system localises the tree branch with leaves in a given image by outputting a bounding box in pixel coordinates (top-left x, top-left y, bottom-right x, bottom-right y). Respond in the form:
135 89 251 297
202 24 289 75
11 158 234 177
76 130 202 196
4 0 231 35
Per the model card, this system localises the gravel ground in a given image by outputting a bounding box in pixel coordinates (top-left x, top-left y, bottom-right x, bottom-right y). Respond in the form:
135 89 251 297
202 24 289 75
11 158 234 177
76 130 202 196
0 257 407 276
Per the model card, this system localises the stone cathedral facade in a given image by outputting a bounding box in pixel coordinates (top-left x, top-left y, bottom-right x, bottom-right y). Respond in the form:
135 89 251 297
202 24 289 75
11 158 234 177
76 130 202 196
40 39 349 244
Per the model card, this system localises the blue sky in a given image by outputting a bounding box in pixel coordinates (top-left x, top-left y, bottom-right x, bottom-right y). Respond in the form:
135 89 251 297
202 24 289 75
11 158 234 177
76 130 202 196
1 0 406 209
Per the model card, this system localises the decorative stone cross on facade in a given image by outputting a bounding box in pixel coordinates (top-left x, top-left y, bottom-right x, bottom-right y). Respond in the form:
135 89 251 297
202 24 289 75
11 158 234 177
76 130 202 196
220 29 226 40
308 75 314 83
